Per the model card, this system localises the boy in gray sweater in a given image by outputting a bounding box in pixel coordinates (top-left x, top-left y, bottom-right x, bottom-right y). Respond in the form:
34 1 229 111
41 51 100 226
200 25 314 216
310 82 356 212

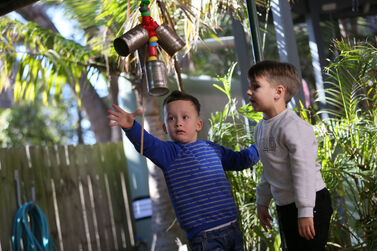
247 61 332 250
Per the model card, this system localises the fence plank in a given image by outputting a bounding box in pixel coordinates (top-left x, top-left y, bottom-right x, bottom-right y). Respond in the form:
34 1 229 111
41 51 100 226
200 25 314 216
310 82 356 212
49 145 69 251
45 146 64 251
0 143 136 251
91 144 114 251
0 148 18 251
28 145 57 241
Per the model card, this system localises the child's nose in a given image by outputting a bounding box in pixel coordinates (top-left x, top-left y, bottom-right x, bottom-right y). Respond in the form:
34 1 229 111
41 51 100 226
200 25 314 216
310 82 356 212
175 119 182 127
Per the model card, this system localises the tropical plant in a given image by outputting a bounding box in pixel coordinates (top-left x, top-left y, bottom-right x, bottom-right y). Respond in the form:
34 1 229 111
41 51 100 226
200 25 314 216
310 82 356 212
312 39 377 250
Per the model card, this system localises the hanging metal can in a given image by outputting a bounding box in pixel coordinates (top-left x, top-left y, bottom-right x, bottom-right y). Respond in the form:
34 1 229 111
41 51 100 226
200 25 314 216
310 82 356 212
146 60 169 96
113 25 149 57
155 24 186 57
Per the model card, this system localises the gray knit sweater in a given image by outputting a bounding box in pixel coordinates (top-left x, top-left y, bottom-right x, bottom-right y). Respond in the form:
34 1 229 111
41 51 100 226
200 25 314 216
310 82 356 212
254 109 326 218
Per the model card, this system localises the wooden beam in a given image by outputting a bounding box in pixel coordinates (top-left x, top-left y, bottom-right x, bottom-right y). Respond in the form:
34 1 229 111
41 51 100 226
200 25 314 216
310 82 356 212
305 0 329 120
271 0 306 108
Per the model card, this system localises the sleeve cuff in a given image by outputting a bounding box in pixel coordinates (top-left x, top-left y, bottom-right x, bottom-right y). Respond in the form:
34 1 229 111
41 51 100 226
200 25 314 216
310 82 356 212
248 144 259 165
298 207 313 218
256 196 271 207
123 120 138 133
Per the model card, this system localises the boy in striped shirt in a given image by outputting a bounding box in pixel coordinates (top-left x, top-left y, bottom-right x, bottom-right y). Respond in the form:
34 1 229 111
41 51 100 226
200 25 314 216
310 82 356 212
108 90 259 250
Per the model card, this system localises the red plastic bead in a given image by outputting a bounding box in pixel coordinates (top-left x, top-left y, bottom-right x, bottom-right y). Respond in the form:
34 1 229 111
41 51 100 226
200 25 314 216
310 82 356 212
148 46 157 57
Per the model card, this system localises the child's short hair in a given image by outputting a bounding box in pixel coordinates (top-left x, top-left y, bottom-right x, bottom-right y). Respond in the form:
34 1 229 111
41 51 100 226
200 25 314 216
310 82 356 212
248 60 301 103
163 90 201 115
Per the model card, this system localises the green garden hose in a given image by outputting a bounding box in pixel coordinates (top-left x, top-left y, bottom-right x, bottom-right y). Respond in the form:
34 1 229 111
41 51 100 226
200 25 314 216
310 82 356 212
12 201 58 251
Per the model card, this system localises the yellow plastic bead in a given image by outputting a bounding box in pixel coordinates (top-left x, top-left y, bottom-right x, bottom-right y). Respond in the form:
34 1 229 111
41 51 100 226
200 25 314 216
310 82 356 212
148 56 157 61
149 36 158 42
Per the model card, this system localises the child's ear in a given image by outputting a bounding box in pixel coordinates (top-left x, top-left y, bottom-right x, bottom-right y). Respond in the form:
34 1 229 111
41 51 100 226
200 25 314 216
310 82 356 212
162 124 168 134
275 85 285 99
196 119 203 132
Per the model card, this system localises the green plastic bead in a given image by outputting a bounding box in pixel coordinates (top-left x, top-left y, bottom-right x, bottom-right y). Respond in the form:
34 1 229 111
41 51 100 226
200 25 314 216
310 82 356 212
139 6 148 12
141 0 150 5
141 11 150 16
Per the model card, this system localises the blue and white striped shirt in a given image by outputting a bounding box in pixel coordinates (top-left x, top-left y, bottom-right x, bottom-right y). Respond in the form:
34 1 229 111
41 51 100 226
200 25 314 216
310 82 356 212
125 121 259 239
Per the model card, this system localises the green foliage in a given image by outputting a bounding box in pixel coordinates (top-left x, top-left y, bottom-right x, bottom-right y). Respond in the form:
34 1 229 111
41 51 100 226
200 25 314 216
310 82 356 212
47 0 108 31
0 101 75 147
323 39 377 120
0 16 106 105
208 63 280 250
313 39 377 250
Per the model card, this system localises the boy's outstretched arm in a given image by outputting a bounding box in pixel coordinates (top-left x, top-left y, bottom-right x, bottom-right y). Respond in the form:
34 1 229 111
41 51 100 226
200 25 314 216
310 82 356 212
257 205 273 231
107 104 142 129
212 143 259 171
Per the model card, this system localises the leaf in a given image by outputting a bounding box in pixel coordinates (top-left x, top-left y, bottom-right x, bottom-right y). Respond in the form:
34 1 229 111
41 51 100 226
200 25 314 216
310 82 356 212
212 83 226 94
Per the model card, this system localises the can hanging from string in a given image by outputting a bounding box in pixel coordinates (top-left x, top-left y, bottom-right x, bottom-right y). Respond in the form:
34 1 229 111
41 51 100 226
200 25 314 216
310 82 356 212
113 25 150 57
155 24 186 57
146 60 169 96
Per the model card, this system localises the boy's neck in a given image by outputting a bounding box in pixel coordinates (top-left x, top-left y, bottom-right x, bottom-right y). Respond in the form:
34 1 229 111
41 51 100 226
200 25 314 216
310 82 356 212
263 106 287 120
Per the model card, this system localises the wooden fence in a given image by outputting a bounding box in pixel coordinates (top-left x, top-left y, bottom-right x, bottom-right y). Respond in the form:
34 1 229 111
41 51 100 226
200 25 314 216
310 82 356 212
0 143 137 251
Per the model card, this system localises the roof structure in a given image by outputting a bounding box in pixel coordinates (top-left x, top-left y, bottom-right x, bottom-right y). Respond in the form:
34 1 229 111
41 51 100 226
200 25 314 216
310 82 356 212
291 0 377 22
0 0 39 16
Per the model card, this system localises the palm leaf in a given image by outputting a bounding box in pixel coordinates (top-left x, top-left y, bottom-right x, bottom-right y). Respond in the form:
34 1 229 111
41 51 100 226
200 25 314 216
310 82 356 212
0 16 107 103
323 39 377 120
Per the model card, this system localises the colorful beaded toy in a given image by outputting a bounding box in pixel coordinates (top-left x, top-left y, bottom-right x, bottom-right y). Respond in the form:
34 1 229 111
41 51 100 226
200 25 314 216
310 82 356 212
139 0 159 62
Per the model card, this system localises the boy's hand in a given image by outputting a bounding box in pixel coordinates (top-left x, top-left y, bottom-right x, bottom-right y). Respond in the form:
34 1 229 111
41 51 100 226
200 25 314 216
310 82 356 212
107 104 142 129
298 217 315 240
257 205 273 231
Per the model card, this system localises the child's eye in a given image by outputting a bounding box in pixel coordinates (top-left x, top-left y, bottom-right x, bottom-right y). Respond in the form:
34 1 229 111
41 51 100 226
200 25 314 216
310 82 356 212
249 81 260 90
183 115 189 120
168 117 175 121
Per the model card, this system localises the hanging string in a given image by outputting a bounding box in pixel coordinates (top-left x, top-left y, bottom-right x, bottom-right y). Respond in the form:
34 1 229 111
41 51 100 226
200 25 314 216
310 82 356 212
139 0 151 155
140 82 145 156
135 48 146 156
138 0 160 154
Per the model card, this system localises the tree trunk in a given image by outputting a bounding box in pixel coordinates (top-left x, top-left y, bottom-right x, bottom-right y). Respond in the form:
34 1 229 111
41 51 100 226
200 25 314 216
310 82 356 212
17 4 58 32
76 106 84 144
109 74 122 142
0 61 16 108
77 73 113 143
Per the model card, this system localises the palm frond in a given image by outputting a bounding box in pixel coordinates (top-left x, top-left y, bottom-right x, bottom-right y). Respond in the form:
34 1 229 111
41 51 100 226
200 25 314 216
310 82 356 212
0 17 107 104
322 39 377 119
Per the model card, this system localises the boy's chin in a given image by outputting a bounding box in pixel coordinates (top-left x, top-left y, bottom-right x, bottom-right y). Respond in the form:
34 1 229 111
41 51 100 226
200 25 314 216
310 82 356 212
170 135 184 142
173 137 196 144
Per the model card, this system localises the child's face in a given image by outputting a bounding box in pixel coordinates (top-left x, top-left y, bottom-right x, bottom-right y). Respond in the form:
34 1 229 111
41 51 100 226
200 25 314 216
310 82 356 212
163 100 203 143
247 76 280 117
